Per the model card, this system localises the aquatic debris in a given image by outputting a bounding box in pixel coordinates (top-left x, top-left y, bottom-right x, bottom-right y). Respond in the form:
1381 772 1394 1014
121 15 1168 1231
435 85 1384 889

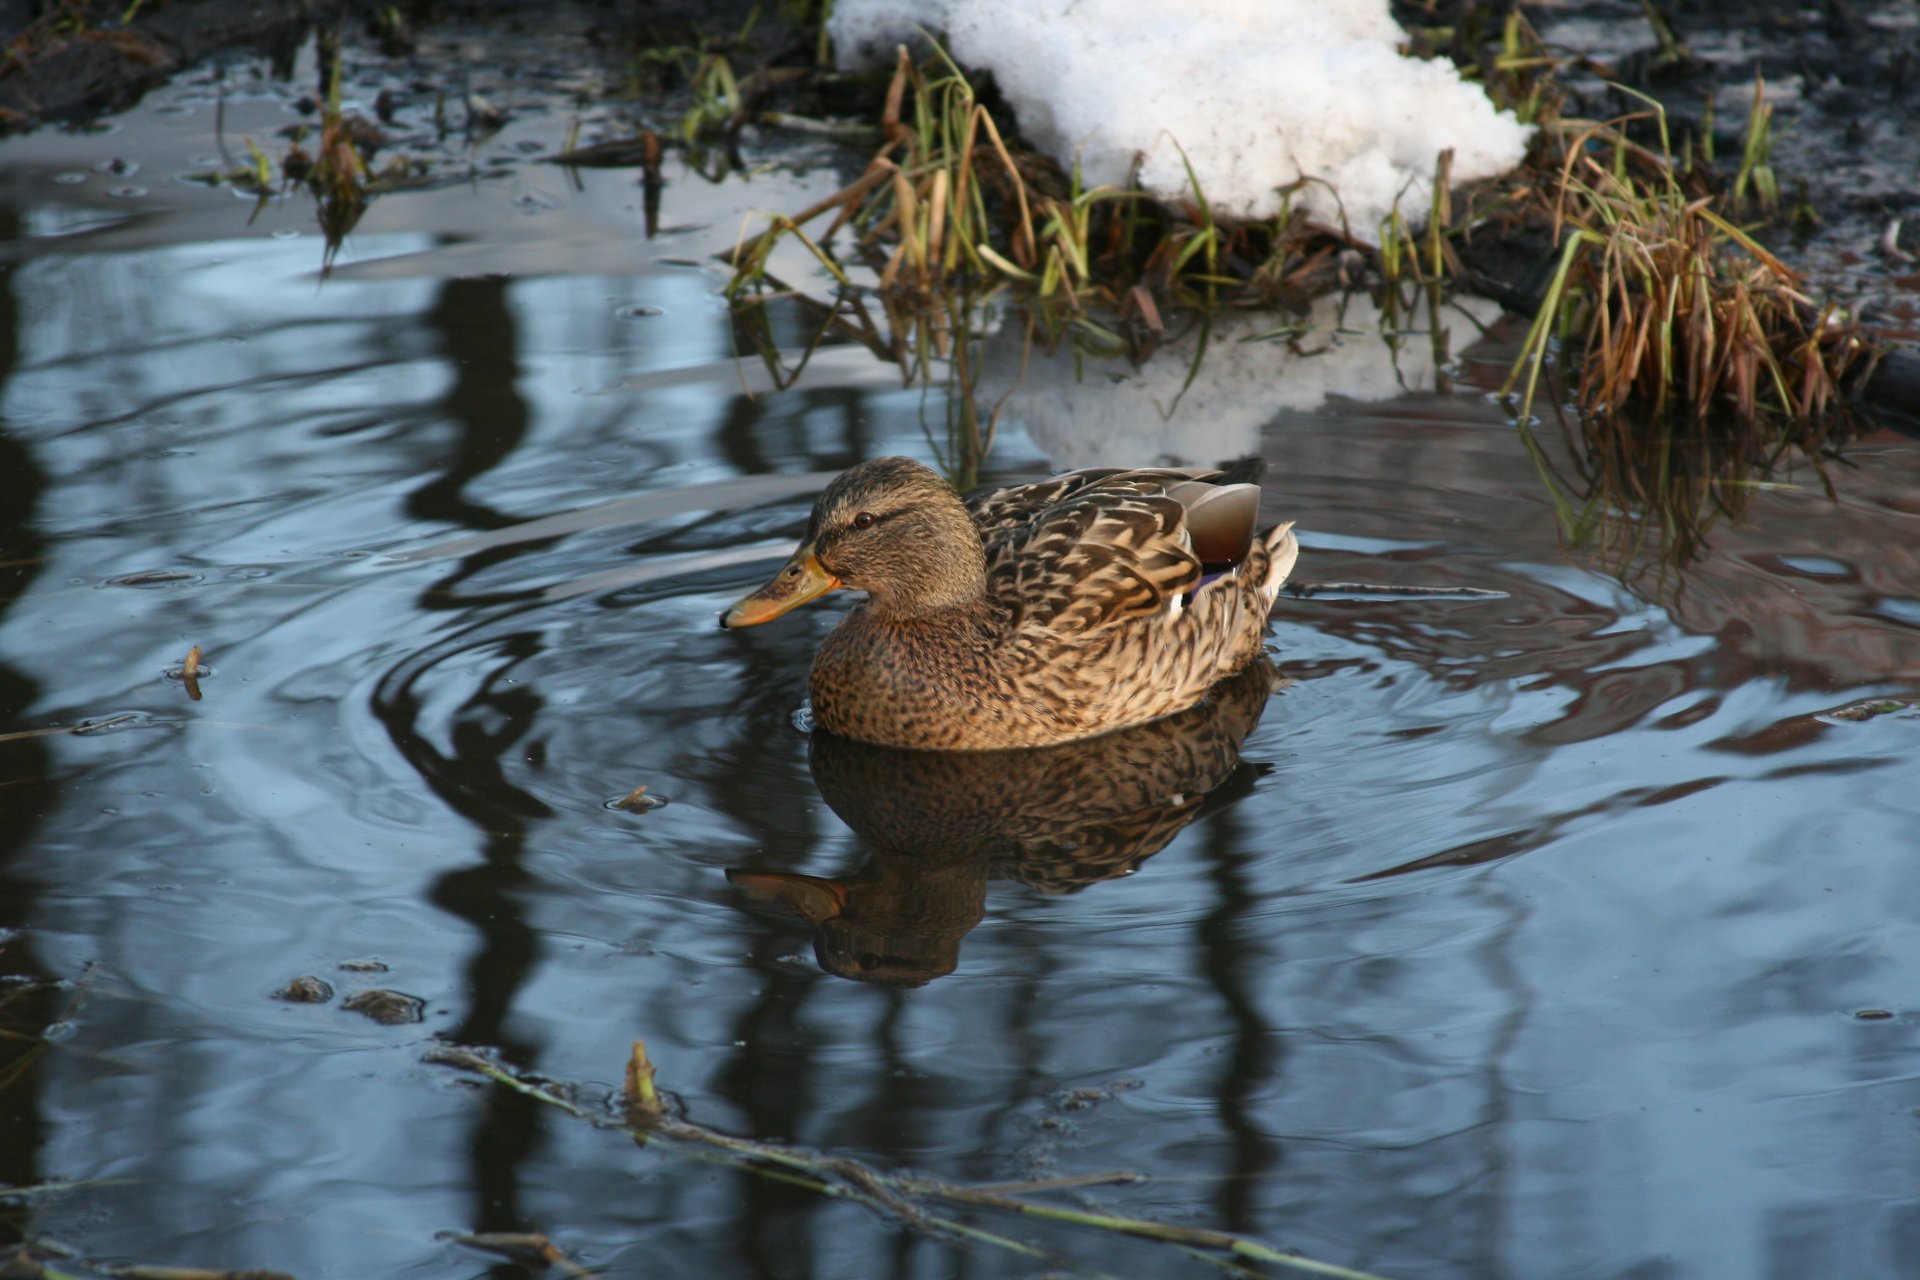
608 783 667 813
436 1231 594 1278
1819 697 1917 723
0 712 178 745
99 1265 295 1280
103 569 196 587
70 712 152 736
1284 581 1507 602
272 975 333 1004
623 1037 661 1121
341 988 425 1025
551 129 665 234
165 644 204 701
0 963 96 1108
462 92 506 136
428 1039 1391 1278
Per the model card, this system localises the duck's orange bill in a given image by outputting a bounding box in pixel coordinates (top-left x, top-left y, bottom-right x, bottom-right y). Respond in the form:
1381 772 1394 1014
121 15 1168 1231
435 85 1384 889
720 546 842 628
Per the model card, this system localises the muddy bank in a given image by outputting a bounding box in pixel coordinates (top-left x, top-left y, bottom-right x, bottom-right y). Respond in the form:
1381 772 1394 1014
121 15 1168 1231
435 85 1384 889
1520 0 1920 337
0 0 782 128
0 0 330 126
7 0 1915 426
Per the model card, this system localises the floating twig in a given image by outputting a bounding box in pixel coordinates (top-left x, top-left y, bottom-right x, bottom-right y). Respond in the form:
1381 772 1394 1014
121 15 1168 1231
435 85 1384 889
1285 581 1507 600
429 1040 1390 1280
436 1231 598 1279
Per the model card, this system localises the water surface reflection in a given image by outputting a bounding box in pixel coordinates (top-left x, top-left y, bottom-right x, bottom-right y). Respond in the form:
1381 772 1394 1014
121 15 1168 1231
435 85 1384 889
732 661 1277 985
1 57 1918 1280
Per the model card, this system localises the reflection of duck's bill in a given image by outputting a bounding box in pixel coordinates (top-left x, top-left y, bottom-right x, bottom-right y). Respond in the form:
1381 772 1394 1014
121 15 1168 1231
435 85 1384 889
719 545 842 628
726 868 847 922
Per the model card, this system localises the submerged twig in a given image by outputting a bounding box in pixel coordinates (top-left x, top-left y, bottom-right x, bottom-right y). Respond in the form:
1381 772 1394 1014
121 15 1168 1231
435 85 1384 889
436 1231 598 1279
428 1041 1390 1280
1285 582 1507 600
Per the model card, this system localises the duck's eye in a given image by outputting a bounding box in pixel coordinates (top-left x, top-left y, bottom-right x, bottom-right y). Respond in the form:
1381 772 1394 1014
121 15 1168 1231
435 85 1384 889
852 511 876 530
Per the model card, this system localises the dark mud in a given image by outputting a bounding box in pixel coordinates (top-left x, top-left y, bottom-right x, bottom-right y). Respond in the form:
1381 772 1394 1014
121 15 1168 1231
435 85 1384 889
0 0 323 126
0 0 781 131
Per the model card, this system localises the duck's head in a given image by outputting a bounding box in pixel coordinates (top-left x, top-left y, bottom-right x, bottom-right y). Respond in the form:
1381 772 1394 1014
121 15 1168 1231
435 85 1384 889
721 457 985 627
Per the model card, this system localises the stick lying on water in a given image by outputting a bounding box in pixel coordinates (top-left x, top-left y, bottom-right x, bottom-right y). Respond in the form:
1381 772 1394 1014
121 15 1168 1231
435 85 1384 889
1286 581 1506 600
425 1042 1391 1280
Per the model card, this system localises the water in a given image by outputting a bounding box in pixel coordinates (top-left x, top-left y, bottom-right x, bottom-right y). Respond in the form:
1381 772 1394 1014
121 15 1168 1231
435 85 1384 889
4 46 1920 1280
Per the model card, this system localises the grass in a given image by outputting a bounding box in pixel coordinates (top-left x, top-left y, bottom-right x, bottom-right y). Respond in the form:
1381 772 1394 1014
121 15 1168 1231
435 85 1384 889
725 44 1368 314
1490 87 1872 565
709 8 1874 568
1501 90 1870 431
1731 75 1778 214
184 29 436 272
1411 0 1880 567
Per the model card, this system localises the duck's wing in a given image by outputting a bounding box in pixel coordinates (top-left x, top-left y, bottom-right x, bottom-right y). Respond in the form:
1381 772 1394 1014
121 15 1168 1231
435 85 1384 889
965 468 1147 543
980 470 1262 637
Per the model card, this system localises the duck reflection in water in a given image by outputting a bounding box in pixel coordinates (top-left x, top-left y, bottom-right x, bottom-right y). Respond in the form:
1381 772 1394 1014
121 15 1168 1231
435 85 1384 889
728 660 1278 986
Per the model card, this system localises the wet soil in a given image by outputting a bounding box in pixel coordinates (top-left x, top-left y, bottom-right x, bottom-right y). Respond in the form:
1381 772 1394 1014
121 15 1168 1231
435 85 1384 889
0 0 324 126
0 0 778 130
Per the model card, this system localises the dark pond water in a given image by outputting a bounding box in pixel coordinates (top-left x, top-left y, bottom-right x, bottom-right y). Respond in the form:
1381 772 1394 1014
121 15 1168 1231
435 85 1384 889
4 42 1920 1280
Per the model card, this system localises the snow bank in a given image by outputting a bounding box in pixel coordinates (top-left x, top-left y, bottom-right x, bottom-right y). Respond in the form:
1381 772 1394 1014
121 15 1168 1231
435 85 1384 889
829 0 1532 234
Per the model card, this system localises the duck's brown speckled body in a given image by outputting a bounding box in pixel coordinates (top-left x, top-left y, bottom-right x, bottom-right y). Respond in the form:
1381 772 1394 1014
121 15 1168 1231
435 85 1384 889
721 456 1299 750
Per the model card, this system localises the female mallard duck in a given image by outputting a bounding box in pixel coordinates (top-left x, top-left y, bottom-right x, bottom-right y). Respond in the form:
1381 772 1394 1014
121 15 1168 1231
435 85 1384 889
720 456 1298 750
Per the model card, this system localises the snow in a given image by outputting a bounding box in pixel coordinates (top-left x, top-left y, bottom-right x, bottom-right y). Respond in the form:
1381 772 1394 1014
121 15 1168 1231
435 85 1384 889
828 0 1532 235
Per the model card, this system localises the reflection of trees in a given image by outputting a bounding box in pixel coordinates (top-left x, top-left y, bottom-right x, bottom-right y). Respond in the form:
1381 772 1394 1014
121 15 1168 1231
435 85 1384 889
371 275 552 1244
404 278 532 532
0 236 61 1245
1192 799 1283 1234
708 664 1281 1272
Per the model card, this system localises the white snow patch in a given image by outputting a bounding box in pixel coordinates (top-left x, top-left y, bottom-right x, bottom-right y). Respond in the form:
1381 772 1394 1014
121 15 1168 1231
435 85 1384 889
828 0 1533 234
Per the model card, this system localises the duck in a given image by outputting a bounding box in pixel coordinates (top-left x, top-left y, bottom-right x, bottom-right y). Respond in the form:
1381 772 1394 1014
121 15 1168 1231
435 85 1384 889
719 455 1299 750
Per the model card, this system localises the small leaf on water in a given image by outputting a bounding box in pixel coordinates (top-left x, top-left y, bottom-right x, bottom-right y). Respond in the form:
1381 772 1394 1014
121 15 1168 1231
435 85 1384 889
342 989 425 1025
273 976 334 1004
609 784 667 813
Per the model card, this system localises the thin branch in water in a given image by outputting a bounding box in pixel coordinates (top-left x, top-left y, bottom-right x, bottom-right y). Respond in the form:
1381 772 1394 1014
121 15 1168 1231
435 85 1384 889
426 1041 1394 1280
1285 581 1507 600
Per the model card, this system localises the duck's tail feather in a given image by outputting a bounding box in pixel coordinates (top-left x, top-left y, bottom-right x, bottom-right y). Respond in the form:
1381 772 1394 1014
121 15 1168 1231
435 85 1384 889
1253 521 1299 608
